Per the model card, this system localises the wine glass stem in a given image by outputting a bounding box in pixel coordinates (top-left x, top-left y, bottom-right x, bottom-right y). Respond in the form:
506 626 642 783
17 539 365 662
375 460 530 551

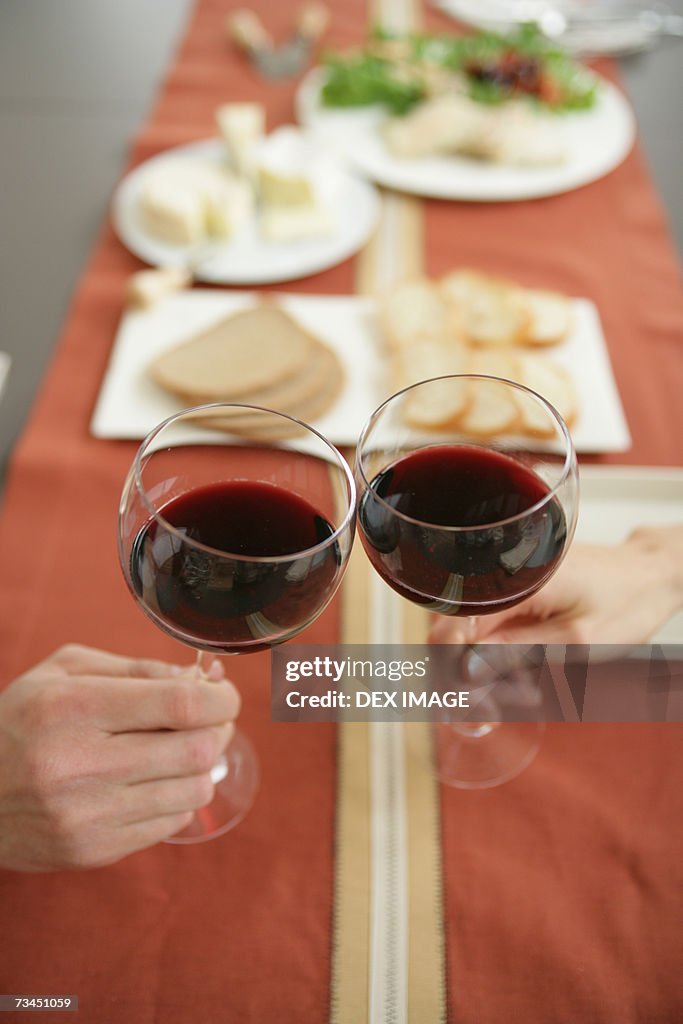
458 615 498 736
195 648 217 682
193 651 229 781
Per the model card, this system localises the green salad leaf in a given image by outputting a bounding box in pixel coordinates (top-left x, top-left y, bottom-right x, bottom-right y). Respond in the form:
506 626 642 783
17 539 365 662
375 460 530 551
320 24 597 115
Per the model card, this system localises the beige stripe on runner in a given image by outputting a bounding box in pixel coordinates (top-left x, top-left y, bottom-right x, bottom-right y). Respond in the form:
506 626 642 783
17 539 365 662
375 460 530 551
332 0 447 1019
332 547 372 1024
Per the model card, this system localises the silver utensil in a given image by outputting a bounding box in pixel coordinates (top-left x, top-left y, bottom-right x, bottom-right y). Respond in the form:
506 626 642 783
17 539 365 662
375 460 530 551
227 4 330 79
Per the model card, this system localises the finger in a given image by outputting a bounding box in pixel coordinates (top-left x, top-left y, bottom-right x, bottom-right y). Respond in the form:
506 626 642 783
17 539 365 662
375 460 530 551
121 772 217 824
479 619 577 645
86 676 241 732
111 722 235 783
428 609 516 645
105 812 197 862
52 643 217 681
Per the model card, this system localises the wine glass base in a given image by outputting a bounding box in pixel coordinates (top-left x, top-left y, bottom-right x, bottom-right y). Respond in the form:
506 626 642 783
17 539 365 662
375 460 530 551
165 729 260 844
436 721 545 790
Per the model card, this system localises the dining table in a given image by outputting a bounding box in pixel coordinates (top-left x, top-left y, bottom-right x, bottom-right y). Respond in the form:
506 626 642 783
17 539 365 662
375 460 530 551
0 0 682 1021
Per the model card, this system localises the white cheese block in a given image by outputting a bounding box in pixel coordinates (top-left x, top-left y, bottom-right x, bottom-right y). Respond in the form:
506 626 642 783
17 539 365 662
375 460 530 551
255 126 321 207
215 102 265 179
138 173 206 246
137 159 254 246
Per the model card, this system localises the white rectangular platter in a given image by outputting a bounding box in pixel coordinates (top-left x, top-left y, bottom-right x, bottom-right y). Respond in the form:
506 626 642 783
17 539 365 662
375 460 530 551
91 290 630 453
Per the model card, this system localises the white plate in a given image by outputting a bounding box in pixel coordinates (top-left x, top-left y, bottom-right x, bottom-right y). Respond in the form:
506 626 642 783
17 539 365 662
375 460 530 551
110 139 380 284
91 291 629 453
431 1 666 57
296 68 636 201
576 466 683 642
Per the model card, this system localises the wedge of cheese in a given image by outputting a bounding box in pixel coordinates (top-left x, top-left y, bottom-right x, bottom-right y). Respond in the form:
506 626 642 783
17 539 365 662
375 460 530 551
137 159 253 246
254 126 332 241
215 102 265 179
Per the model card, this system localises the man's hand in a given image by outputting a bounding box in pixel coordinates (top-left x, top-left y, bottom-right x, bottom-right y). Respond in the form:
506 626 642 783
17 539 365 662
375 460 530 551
0 644 240 872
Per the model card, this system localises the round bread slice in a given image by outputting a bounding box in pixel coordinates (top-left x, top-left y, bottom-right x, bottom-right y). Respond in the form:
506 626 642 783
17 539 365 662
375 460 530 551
520 289 574 347
515 354 577 437
400 341 471 430
439 269 530 347
457 351 521 438
149 305 316 401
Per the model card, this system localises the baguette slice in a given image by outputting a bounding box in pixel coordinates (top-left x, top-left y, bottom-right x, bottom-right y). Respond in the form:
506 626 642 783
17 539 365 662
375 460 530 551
439 269 529 347
399 341 471 429
515 355 577 437
458 351 521 437
521 288 574 346
149 305 315 401
379 278 462 354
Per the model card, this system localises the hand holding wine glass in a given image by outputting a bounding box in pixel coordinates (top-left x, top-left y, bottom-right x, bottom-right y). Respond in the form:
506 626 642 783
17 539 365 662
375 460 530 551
355 375 579 787
118 404 355 841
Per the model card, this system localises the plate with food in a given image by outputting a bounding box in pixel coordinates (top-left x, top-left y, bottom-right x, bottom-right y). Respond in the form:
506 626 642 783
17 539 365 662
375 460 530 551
91 291 385 444
296 25 635 201
91 270 629 453
111 109 380 284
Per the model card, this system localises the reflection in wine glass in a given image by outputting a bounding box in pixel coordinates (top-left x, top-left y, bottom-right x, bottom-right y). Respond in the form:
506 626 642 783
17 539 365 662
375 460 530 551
119 403 356 841
355 375 578 788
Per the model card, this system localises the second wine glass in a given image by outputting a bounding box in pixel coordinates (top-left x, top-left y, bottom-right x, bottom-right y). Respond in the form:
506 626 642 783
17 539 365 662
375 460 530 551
355 375 579 787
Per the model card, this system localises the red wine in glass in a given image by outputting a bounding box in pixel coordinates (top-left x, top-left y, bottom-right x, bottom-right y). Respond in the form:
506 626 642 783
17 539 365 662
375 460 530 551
130 480 341 654
359 444 567 617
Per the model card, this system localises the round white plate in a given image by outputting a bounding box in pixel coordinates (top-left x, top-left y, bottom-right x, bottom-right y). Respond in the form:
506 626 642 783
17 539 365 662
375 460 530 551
111 138 380 284
296 68 636 202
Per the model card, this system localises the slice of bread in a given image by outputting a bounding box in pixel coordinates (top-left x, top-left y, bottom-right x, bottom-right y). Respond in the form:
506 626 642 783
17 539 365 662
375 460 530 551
185 347 343 429
399 341 471 429
458 351 521 437
515 354 577 436
521 288 574 346
439 269 529 347
149 305 317 401
195 377 343 440
379 278 462 354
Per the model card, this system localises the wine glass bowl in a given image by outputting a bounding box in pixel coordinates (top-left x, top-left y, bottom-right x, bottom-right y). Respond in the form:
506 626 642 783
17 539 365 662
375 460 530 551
355 375 579 788
356 375 578 618
118 403 356 839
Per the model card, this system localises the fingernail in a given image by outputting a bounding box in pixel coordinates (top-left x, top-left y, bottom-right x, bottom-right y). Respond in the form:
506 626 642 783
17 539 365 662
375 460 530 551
207 660 225 681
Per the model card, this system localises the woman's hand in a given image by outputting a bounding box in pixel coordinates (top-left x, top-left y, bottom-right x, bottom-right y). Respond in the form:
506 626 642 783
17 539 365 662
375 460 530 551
429 526 683 647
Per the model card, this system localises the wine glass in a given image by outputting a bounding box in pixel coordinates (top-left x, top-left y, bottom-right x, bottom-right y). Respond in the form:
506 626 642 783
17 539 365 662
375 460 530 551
355 375 578 788
118 403 356 841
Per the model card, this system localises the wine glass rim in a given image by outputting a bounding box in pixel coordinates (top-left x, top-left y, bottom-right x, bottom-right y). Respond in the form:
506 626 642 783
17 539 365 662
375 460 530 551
131 402 356 563
356 374 576 532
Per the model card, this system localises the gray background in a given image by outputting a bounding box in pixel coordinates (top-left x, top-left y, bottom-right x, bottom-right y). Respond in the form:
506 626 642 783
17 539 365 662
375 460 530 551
0 0 681 486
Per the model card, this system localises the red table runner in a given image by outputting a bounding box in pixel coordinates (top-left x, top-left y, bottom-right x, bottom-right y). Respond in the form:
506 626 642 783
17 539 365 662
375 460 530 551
0 0 682 1021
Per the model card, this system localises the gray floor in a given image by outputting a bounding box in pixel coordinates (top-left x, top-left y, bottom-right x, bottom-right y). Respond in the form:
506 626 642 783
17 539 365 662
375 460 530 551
0 0 681 484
